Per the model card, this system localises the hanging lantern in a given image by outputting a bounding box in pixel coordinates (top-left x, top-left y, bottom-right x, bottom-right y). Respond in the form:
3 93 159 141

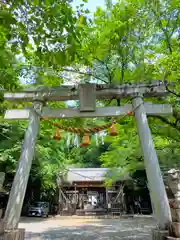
109 123 117 136
53 127 61 141
80 135 90 147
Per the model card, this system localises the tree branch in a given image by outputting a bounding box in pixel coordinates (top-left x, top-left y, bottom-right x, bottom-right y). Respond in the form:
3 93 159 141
148 115 180 132
151 8 173 54
62 68 108 83
165 82 180 98
161 72 180 98
105 98 114 106
93 56 113 83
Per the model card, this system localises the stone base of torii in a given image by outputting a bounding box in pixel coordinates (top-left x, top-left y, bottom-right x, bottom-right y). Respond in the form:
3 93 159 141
0 173 25 239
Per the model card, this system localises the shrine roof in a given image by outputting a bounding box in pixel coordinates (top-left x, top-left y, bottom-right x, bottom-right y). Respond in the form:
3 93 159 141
65 168 131 183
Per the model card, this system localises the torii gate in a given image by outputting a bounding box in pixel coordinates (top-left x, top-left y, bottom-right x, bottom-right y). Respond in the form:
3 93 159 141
3 81 172 232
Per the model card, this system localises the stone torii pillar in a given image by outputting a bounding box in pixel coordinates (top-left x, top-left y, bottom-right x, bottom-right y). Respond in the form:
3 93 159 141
132 96 171 230
4 102 43 230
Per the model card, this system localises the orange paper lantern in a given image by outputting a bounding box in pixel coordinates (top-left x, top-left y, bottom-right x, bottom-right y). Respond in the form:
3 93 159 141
80 135 90 147
53 128 61 141
109 124 117 136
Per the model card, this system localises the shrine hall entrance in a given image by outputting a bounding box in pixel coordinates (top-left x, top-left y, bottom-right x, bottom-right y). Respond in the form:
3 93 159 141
57 168 152 216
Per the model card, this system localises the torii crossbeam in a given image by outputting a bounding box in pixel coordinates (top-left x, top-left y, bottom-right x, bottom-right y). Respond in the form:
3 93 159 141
3 81 172 231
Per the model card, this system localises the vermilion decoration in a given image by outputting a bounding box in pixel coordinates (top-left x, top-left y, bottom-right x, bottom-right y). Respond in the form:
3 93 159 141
109 123 118 136
80 135 90 147
53 127 61 140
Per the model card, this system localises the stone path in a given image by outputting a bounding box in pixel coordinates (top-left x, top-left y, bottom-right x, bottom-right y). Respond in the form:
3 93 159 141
19 216 155 240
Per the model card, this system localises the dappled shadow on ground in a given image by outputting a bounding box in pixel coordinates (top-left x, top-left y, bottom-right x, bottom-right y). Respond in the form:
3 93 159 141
20 217 49 223
20 217 155 240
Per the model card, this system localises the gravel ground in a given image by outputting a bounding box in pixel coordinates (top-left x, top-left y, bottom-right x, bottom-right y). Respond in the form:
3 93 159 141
19 216 155 240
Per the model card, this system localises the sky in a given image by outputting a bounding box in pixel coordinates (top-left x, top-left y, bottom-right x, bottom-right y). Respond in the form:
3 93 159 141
72 0 106 13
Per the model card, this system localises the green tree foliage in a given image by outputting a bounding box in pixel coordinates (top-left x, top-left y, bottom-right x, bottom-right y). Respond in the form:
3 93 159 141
0 0 88 191
89 0 180 174
0 0 180 193
69 142 110 167
0 0 90 86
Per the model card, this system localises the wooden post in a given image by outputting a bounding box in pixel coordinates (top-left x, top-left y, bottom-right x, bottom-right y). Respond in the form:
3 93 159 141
132 96 171 230
58 187 62 214
4 102 42 230
0 173 5 191
105 188 108 208
0 172 5 219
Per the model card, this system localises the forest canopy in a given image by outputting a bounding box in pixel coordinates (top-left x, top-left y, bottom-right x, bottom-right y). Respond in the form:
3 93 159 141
0 0 180 192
